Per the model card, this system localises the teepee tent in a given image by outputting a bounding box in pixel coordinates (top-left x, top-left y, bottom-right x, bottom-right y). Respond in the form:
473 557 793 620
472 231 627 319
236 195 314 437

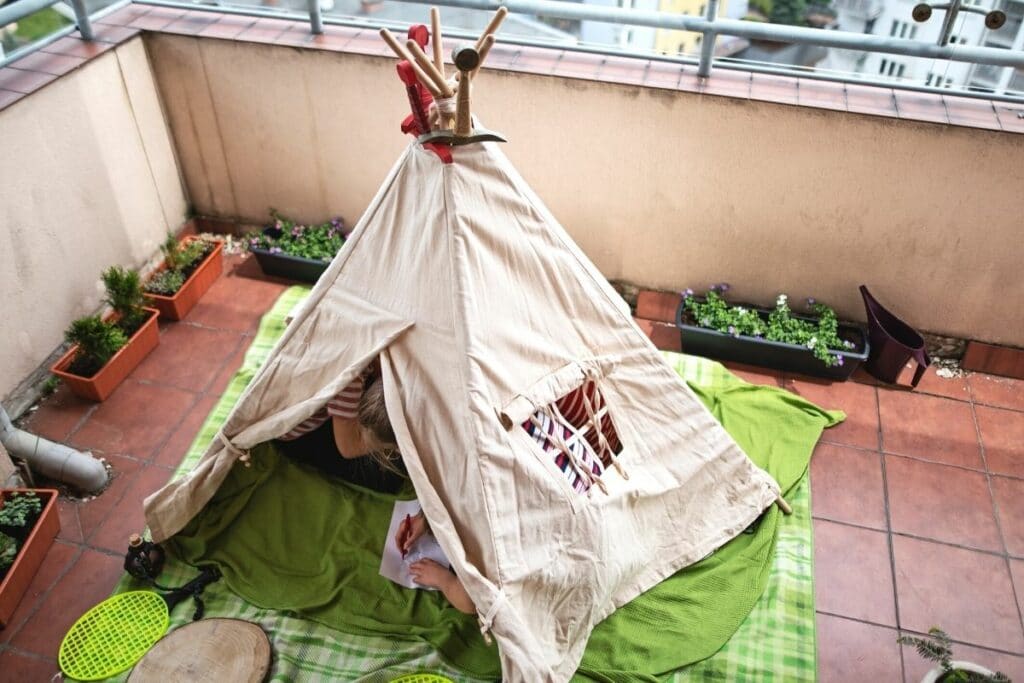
144 16 782 682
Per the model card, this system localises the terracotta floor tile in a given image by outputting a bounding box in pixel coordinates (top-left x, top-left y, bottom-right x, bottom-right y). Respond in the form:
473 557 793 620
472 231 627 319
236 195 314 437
878 391 982 469
992 476 1024 558
69 381 198 459
89 465 174 553
643 61 683 89
893 536 1024 653
811 443 886 530
10 548 123 657
902 639 1024 682
845 83 897 117
814 519 897 625
206 338 251 399
750 73 799 105
56 496 84 544
153 394 219 469
816 613 902 682
41 36 110 59
797 78 847 112
943 96 1001 131
886 455 1002 552
198 15 257 39
0 67 54 95
0 649 61 681
131 324 243 393
185 266 288 333
784 378 879 450
700 70 751 99
721 360 782 387
20 384 95 442
0 88 22 108
0 541 78 642
7 50 84 76
976 405 1024 479
9 548 122 655
1010 559 1024 626
970 374 1024 412
76 454 143 540
895 91 949 125
90 23 141 44
95 4 151 26
907 366 971 401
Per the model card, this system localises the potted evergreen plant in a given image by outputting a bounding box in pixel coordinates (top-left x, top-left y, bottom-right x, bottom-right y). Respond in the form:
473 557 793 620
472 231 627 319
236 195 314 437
246 210 346 283
51 266 160 401
675 283 869 380
0 489 60 628
144 233 224 321
899 628 1009 682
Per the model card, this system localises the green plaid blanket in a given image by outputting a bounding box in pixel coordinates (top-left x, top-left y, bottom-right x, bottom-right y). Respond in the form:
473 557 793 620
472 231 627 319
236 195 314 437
104 286 816 682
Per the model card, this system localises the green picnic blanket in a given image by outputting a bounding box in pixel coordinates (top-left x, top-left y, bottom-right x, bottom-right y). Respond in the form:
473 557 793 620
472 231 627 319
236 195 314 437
104 286 834 682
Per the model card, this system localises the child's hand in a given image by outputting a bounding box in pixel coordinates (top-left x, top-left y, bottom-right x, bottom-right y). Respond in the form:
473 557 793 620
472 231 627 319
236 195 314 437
395 511 428 556
409 559 451 590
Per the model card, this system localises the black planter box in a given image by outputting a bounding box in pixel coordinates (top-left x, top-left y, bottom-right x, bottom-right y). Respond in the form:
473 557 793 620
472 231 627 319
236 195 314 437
249 228 336 284
675 299 870 380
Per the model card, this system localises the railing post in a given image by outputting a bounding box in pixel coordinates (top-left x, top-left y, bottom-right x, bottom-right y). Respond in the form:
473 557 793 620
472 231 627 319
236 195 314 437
69 0 94 40
308 0 324 35
696 0 718 78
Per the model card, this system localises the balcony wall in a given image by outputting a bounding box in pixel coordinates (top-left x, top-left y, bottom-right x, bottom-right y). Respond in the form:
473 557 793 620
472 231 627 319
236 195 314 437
0 37 188 400
3 29 1022 402
147 34 1024 348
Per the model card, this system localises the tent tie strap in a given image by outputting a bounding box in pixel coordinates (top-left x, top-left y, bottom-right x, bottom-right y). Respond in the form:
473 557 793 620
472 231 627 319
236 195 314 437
477 589 506 645
218 431 252 468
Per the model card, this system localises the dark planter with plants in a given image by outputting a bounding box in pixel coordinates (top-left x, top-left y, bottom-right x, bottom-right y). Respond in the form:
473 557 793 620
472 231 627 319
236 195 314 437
250 233 333 284
247 212 345 285
0 489 60 628
675 292 870 381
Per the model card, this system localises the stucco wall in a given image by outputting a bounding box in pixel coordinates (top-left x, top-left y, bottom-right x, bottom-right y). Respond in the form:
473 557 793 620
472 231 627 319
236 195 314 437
151 34 1024 346
0 37 188 401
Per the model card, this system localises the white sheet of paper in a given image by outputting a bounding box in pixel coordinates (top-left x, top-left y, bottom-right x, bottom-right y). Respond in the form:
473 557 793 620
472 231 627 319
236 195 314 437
379 499 450 590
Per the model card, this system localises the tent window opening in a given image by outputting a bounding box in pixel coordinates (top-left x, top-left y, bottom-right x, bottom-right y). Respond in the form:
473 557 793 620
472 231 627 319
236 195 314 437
521 381 624 495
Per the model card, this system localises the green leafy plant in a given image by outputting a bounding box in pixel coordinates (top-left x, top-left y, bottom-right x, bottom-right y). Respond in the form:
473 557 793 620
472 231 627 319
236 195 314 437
681 284 857 367
246 210 345 262
41 375 61 397
144 270 186 296
144 234 215 296
0 532 16 572
898 628 1009 682
64 316 128 377
102 266 149 334
0 492 42 529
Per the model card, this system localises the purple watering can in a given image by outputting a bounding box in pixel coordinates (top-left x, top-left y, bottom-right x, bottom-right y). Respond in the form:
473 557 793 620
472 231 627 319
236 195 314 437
859 285 930 388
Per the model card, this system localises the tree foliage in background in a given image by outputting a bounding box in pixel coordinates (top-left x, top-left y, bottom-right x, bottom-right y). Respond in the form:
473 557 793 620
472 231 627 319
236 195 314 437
770 0 807 25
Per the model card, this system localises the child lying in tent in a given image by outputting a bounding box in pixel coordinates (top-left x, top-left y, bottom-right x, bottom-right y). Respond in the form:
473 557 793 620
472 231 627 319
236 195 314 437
395 510 476 615
273 358 407 494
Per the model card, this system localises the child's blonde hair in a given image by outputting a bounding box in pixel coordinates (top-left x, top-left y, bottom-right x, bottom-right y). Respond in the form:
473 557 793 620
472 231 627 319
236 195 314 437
357 376 403 474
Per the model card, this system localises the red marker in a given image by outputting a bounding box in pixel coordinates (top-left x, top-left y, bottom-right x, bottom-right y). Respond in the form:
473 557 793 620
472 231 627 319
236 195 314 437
401 513 412 558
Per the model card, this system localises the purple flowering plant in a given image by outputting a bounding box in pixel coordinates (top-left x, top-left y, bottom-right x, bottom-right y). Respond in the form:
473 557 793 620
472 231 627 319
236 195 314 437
246 209 346 262
681 285 856 367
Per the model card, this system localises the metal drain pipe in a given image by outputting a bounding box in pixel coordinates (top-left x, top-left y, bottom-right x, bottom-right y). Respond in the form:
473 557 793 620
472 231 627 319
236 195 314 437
0 404 108 493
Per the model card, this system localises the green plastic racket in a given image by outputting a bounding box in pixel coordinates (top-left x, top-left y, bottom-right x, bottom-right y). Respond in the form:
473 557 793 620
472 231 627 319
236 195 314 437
59 567 220 681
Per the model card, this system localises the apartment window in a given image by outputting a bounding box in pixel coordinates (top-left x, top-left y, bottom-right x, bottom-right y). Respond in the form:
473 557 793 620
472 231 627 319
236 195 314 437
879 59 906 77
890 20 912 38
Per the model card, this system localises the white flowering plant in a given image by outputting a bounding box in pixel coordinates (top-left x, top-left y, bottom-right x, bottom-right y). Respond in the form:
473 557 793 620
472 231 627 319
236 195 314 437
680 284 856 367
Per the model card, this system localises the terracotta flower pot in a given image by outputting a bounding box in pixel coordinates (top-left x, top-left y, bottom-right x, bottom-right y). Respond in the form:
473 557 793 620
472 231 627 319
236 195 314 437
145 237 224 321
0 489 60 628
51 307 161 402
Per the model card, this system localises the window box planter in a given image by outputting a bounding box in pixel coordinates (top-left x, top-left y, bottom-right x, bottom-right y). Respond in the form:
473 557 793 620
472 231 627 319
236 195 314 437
0 489 60 628
250 237 333 284
51 307 161 401
144 237 224 321
675 298 870 380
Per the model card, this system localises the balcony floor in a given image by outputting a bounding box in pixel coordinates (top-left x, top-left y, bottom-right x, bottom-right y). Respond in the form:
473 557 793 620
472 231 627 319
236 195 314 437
1 254 1023 681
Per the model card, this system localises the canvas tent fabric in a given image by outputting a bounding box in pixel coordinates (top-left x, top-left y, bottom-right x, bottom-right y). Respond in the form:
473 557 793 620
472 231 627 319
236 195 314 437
143 140 781 681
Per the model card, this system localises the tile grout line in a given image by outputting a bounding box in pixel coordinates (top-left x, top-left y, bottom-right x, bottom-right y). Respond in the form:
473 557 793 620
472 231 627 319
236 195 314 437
817 610 1024 659
970 388 1024 645
817 438 1024 483
874 383 907 683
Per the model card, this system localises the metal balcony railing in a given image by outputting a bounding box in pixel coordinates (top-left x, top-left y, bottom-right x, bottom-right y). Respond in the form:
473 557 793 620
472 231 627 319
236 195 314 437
3 0 1024 103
